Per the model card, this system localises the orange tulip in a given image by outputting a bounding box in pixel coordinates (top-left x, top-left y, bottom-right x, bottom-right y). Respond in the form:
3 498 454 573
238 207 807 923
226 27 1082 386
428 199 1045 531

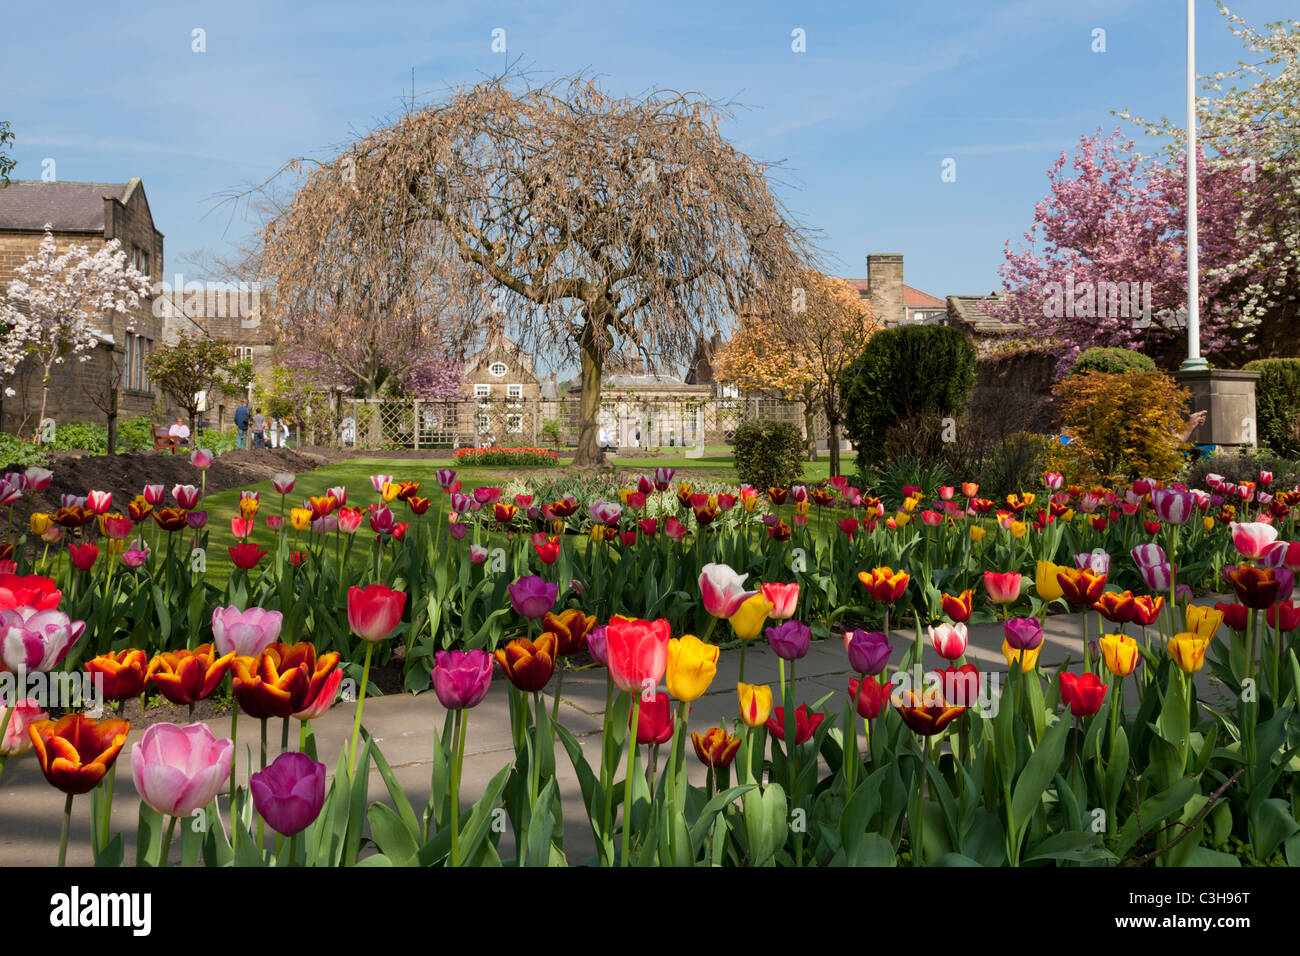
858 567 909 604
1056 568 1107 606
494 634 557 692
84 649 148 701
542 609 597 657
941 589 974 623
1092 590 1137 624
28 714 131 795
145 644 235 705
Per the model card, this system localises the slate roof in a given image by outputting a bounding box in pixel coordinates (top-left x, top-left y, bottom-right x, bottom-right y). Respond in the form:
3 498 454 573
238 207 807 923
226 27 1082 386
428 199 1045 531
0 180 134 232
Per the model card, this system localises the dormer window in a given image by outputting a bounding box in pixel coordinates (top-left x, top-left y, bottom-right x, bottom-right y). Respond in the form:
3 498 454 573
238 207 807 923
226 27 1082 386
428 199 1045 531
488 361 508 377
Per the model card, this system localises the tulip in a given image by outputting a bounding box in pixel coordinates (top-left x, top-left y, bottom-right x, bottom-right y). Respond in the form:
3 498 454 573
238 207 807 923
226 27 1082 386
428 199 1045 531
859 566 910 604
190 448 213 469
691 727 742 769
630 691 674 745
728 593 772 642
86 490 112 515
211 606 283 658
760 582 799 621
587 625 608 666
1260 541 1300 573
468 544 488 564
1223 564 1283 610
847 676 894 719
250 751 325 837
1059 672 1107 718
895 688 964 736
765 619 811 661
1231 521 1279 560
969 525 988 543
928 622 968 661
494 634 557 692
1093 590 1137 624
227 542 266 570
0 698 47 756
131 722 233 818
0 608 85 673
23 466 52 491
1266 600 1300 633
605 617 670 693
1003 616 1044 650
665 633 718 702
1137 561 1175 592
28 714 130 799
507 575 559 620
1057 567 1107 606
1168 632 1209 673
348 584 407 642
84 649 148 701
939 663 981 708
766 704 824 744
698 563 757 618
431 649 494 709
1099 633 1140 677
542 608 596 657
1132 594 1165 627
68 542 98 571
1150 488 1194 525
730 683 773 731
146 644 235 705
0 573 62 611
1001 640 1041 671
168 484 200 510
1184 604 1224 642
941 589 974 623
1035 562 1066 602
845 629 892 675
984 570 1023 606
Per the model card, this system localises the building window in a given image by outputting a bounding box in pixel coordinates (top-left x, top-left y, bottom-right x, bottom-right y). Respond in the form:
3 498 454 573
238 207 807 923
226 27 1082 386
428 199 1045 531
488 361 508 377
123 336 135 390
236 346 254 363
506 413 523 434
474 384 491 398
506 383 523 400
476 412 491 433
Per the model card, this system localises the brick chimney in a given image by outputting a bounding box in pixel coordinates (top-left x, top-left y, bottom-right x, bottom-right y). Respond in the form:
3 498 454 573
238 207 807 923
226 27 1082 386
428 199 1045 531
866 254 905 327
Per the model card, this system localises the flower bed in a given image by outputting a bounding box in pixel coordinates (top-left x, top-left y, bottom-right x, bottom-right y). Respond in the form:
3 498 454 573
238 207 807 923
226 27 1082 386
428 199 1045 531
451 446 559 467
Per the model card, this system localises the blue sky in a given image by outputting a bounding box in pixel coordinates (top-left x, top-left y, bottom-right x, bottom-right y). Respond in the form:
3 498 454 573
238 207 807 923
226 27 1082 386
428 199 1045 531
2 0 1293 300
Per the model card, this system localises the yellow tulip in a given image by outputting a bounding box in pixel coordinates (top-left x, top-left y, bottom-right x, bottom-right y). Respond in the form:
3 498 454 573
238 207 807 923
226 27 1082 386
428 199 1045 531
794 500 810 516
105 538 127 556
666 634 719 703
902 496 919 514
289 508 312 532
1062 509 1075 521
1168 632 1209 674
970 525 987 543
590 524 606 542
1001 639 1040 672
737 681 773 727
30 512 53 536
1099 633 1140 677
1035 561 1065 602
895 512 912 527
1203 516 1215 532
1184 605 1224 642
729 594 773 642
1010 521 1028 539
381 482 400 503
741 494 760 513
618 488 631 505
238 497 259 520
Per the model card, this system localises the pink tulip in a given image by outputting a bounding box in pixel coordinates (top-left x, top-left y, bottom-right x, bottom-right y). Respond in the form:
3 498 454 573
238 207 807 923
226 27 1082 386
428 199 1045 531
469 545 488 564
938 486 954 500
604 617 670 693
131 722 233 818
431 649 494 709
929 622 968 661
1043 472 1064 490
211 605 283 657
1261 541 1300 573
0 698 47 756
265 514 284 531
1150 488 1194 525
983 571 1022 605
172 484 201 509
1130 543 1167 568
327 485 348 507
761 582 800 621
122 542 150 568
338 508 363 534
699 563 758 618
664 517 689 542
23 467 53 492
143 484 165 506
86 490 112 514
1231 521 1279 560
190 448 214 469
0 608 84 672
273 473 296 495
370 474 393 493
348 584 406 642
231 518 255 540
920 510 943 527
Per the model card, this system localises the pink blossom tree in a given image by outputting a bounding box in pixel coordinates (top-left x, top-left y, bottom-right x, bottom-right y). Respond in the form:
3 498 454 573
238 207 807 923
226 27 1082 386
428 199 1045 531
0 227 152 442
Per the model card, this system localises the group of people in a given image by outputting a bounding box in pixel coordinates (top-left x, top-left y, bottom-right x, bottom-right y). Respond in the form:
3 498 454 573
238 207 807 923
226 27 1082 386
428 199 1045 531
233 401 290 450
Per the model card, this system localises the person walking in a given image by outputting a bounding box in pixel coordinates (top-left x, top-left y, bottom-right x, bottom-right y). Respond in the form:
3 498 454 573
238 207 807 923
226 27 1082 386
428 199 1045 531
252 407 267 450
234 401 250 450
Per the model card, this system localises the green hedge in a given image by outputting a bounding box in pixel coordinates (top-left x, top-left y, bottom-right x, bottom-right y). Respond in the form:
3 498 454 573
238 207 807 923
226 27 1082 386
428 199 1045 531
840 325 976 470
1243 358 1300 459
732 420 804 490
1071 347 1157 376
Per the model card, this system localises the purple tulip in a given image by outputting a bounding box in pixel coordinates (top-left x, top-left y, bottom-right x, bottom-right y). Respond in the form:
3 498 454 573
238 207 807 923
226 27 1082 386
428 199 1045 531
762 514 780 528
450 492 472 514
845 629 891 676
587 625 608 665
431 649 494 709
1075 551 1110 574
437 468 457 489
0 608 85 672
1175 583 1195 604
508 575 559 619
1130 543 1167 568
449 522 468 541
1275 567 1295 603
1139 561 1176 591
122 541 150 569
249 752 325 837
61 493 87 509
186 510 208 530
1150 488 1194 525
766 620 811 661
1003 616 1044 650
654 466 676 485
212 605 283 657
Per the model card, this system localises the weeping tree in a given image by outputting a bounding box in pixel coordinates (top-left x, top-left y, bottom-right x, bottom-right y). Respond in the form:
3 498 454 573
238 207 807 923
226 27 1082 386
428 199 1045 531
258 74 812 464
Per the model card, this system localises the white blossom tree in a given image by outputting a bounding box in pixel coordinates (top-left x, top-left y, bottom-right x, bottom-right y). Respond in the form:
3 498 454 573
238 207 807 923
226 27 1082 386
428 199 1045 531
0 226 152 443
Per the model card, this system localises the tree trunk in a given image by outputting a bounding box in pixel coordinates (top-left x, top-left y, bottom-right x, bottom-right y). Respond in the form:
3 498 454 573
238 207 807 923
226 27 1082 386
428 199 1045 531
189 408 199 445
106 384 119 455
572 321 606 468
826 390 842 478
35 372 51 446
803 402 818 462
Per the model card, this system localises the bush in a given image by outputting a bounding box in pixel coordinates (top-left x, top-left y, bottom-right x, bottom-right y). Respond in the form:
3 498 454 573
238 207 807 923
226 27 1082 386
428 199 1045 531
451 446 559 467
1044 370 1189 484
1180 447 1300 491
870 456 955 507
841 325 976 470
47 422 108 454
1071 347 1157 376
1243 357 1300 459
116 416 156 452
731 420 804 490
0 433 49 469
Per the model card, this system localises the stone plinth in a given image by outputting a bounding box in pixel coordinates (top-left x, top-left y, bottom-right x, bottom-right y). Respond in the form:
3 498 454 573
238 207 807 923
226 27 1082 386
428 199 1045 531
1174 368 1260 448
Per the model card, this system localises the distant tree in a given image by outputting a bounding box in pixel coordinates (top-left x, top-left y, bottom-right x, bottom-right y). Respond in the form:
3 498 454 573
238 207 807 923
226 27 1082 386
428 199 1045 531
0 227 152 443
0 121 15 186
145 333 236 437
256 74 812 466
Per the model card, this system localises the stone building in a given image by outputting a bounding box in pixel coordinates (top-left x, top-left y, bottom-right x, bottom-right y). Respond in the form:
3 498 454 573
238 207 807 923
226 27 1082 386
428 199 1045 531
843 254 947 326
0 179 165 434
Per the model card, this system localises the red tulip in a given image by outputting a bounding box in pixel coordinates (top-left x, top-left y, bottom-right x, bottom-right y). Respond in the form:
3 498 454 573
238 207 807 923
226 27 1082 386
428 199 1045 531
691 727 742 768
494 634 557 692
0 573 62 611
1266 600 1300 633
847 676 894 719
766 704 825 744
630 691 673 745
28 714 131 795
85 649 148 701
347 584 407 642
1214 601 1249 633
941 589 974 623
1224 564 1283 610
69 542 98 571
1131 594 1165 627
532 534 561 564
228 542 267 570
1057 568 1107 606
983 571 1022 605
604 616 670 693
145 644 235 705
1059 672 1107 718
1093 590 1137 624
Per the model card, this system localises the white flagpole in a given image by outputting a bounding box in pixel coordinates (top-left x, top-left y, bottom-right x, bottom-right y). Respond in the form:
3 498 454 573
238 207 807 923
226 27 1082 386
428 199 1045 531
1182 0 1209 370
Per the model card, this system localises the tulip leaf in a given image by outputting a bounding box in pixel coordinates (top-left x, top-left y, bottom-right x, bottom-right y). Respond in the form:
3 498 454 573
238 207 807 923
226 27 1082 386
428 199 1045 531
452 763 512 867
1025 830 1116 864
1010 713 1070 847
370 738 421 839
931 852 982 866
93 833 124 868
743 783 787 866
367 802 419 866
1103 726 1129 814
1248 797 1300 861
688 784 754 855
135 802 164 868
1180 847 1242 866
522 778 558 867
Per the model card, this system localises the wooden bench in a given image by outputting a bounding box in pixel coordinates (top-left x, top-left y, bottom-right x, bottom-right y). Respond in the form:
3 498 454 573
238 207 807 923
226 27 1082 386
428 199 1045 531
152 425 179 454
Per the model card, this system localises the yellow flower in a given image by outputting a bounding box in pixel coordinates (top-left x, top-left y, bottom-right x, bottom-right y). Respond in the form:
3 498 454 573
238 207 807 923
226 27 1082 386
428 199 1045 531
289 508 312 532
741 494 761 513
666 634 719 703
590 524 606 542
1168 632 1209 673
1062 509 1075 521
381 482 400 503
1010 521 1028 539
729 594 773 642
105 538 127 556
30 512 53 536
618 488 631 505
737 682 773 727
1035 561 1065 602
1203 516 1215 532
794 500 811 516
1001 639 1040 672
902 496 919 514
1099 633 1140 677
238 497 259 520
1184 605 1224 642
970 525 987 543
895 512 912 527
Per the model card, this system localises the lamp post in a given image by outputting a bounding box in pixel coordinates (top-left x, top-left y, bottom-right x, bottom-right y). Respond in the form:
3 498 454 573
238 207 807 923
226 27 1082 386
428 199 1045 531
1181 0 1210 371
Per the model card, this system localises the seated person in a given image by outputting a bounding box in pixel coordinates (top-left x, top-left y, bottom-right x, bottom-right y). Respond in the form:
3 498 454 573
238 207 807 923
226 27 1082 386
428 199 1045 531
168 416 191 445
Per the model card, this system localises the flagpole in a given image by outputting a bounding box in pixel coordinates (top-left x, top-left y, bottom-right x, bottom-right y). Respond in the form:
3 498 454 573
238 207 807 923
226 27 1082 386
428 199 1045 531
1181 0 1209 371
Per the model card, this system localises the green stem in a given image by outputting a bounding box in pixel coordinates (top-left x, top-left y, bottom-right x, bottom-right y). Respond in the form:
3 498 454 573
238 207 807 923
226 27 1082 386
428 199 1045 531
58 793 73 867
159 815 178 868
621 693 639 867
450 708 464 866
349 641 376 777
